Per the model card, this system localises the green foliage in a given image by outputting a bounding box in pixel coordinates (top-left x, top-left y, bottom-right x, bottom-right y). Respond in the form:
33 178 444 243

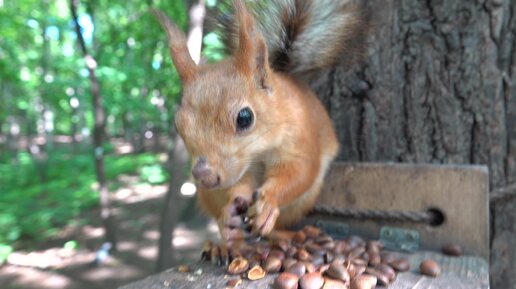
202 32 226 62
0 0 231 255
0 148 167 245
206 0 218 8
0 244 13 264
140 164 168 184
0 0 190 137
63 240 79 250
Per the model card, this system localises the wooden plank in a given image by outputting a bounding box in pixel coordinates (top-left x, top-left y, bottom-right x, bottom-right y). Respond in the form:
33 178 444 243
390 252 489 289
118 252 489 289
313 163 490 259
118 162 490 288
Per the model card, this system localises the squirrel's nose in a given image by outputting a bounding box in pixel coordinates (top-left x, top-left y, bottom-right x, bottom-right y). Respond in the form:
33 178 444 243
192 157 220 188
192 157 210 179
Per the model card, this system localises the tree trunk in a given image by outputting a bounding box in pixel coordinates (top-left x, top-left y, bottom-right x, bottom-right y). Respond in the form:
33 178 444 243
310 0 515 287
39 1 50 154
71 104 79 151
156 0 206 271
70 0 118 250
156 133 189 271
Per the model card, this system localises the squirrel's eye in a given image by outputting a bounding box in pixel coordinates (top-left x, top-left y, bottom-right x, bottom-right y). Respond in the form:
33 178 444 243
236 107 254 132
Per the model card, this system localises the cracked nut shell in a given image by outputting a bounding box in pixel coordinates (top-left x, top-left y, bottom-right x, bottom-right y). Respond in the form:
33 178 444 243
247 265 266 280
227 257 249 275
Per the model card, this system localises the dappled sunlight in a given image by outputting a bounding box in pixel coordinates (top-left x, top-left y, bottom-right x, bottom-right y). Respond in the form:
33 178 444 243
172 235 191 247
172 220 221 251
112 178 167 204
90 181 99 191
133 183 152 195
137 245 157 260
116 144 134 154
143 230 160 241
117 184 167 204
82 225 105 239
173 226 206 249
0 177 214 289
7 248 79 269
0 267 74 289
157 153 168 162
180 181 197 196
116 174 141 185
168 220 221 265
0 165 173 288
0 0 205 288
117 241 138 252
79 264 143 282
115 188 133 199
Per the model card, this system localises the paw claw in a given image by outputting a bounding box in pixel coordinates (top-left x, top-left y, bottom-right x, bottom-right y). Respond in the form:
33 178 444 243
246 193 279 237
210 247 219 265
201 241 243 267
201 241 213 261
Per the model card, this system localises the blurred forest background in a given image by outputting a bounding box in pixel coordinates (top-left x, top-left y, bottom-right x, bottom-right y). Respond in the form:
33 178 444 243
0 0 223 288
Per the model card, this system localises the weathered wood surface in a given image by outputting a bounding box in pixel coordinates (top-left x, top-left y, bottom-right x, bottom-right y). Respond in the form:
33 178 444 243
313 163 489 259
119 252 488 289
310 0 515 286
120 162 490 289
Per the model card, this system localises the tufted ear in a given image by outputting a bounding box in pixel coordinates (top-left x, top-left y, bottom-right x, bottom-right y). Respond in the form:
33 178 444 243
233 0 271 92
152 9 197 83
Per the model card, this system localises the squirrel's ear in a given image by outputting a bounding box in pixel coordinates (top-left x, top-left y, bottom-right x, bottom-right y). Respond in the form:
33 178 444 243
233 0 271 92
152 9 197 83
254 36 271 92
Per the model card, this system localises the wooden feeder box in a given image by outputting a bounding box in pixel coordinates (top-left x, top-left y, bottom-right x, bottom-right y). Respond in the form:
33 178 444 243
119 162 490 289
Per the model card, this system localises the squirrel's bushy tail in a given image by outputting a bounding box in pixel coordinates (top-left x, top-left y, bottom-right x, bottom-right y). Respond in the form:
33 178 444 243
220 0 368 77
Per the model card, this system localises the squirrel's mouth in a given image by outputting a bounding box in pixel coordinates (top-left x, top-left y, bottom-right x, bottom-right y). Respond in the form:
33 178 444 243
198 162 250 191
197 168 245 191
222 165 249 190
233 168 247 185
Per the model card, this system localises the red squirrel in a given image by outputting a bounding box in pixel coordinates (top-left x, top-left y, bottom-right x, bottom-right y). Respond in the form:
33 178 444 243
154 0 365 242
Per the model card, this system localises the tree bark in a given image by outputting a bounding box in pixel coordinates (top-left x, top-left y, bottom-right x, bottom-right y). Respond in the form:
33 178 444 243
70 0 118 250
71 104 79 150
156 133 190 271
310 0 515 287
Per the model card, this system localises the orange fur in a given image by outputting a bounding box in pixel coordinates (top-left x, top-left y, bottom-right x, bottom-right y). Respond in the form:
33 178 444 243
156 0 344 240
151 9 197 83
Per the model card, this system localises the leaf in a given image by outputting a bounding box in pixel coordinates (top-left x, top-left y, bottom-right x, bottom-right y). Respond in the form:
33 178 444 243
0 244 13 264
64 240 79 250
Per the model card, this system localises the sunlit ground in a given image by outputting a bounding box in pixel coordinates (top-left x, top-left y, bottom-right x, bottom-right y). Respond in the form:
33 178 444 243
0 161 218 289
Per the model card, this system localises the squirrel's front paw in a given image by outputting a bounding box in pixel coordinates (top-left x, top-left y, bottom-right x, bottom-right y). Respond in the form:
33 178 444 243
247 191 280 236
218 197 250 242
201 241 230 266
201 241 245 267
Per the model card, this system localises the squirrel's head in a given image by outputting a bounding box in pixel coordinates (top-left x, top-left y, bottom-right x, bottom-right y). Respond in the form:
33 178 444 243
154 1 277 189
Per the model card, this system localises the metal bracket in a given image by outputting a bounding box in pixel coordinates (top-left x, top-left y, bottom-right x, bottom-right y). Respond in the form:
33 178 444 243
313 163 489 259
380 226 420 252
